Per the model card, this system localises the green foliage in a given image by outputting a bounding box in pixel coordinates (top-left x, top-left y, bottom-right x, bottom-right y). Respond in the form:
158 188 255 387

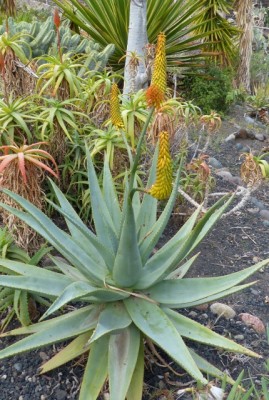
0 95 38 144
194 0 238 66
0 228 52 331
52 0 222 70
183 65 233 114
0 110 267 399
0 16 115 62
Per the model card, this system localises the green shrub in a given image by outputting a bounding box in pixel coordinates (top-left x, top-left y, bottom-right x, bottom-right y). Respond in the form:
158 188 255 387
183 65 233 114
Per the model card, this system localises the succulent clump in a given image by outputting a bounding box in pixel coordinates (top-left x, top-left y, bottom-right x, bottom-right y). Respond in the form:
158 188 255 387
148 131 173 200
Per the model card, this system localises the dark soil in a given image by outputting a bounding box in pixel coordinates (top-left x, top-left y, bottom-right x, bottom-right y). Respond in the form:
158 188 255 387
0 105 269 399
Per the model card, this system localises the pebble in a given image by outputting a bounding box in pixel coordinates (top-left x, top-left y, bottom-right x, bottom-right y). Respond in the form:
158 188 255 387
234 334 244 341
13 362 23 372
260 209 269 221
239 313 266 334
240 146 250 153
263 220 269 227
55 389 68 400
200 313 208 319
250 288 259 295
225 133 236 142
39 351 49 362
250 197 266 210
188 311 198 318
210 303 236 319
208 157 223 169
215 170 234 182
235 142 244 151
254 133 266 141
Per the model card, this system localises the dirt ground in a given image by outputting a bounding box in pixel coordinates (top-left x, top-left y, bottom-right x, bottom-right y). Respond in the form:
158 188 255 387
0 105 269 399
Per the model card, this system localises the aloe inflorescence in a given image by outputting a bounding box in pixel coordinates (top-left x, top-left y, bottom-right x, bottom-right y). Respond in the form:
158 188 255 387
110 82 124 129
146 32 167 109
148 131 173 200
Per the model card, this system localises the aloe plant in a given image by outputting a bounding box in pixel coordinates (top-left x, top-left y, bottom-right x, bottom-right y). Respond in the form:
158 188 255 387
0 113 267 399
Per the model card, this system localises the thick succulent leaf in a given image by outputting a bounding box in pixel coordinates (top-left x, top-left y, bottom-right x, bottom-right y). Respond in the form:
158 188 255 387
0 275 70 298
103 157 121 234
164 308 260 358
132 176 141 222
166 254 199 279
139 163 182 264
113 201 142 287
0 259 72 284
50 256 89 282
49 179 114 264
108 324 141 400
138 197 232 290
87 149 118 252
40 331 92 374
126 338 144 400
135 209 201 289
89 302 132 344
179 282 255 308
143 260 269 306
136 146 158 241
47 198 115 268
0 305 100 358
124 298 207 384
40 282 125 321
0 196 106 283
178 196 234 260
188 348 236 385
79 335 109 400
0 305 95 337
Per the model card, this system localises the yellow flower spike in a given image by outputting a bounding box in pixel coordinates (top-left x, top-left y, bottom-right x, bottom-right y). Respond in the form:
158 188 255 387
110 83 124 129
149 131 173 200
146 32 167 109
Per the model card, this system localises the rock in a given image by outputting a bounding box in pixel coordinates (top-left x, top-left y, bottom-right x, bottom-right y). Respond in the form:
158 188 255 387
239 313 265 334
194 304 208 311
55 389 68 400
39 351 49 362
263 220 269 227
235 143 244 151
250 196 266 210
230 176 243 186
250 288 259 295
188 311 198 318
13 362 23 372
200 313 209 319
247 207 260 214
235 128 255 139
210 303 236 319
260 209 269 221
241 146 250 153
234 334 244 341
208 157 223 169
225 133 236 142
215 170 234 183
255 133 266 141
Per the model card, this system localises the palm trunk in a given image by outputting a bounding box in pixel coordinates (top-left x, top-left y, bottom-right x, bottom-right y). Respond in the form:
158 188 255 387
123 0 148 95
235 0 253 93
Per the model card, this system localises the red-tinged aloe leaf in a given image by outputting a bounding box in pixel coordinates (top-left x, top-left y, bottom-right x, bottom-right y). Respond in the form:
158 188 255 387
22 142 49 150
0 154 18 174
24 156 59 179
17 152 27 185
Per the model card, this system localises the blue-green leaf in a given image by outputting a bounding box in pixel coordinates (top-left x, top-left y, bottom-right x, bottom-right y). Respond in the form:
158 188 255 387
113 201 142 287
108 324 140 400
124 297 206 384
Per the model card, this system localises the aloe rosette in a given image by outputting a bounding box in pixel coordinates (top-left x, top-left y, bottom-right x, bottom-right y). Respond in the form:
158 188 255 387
0 117 267 399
